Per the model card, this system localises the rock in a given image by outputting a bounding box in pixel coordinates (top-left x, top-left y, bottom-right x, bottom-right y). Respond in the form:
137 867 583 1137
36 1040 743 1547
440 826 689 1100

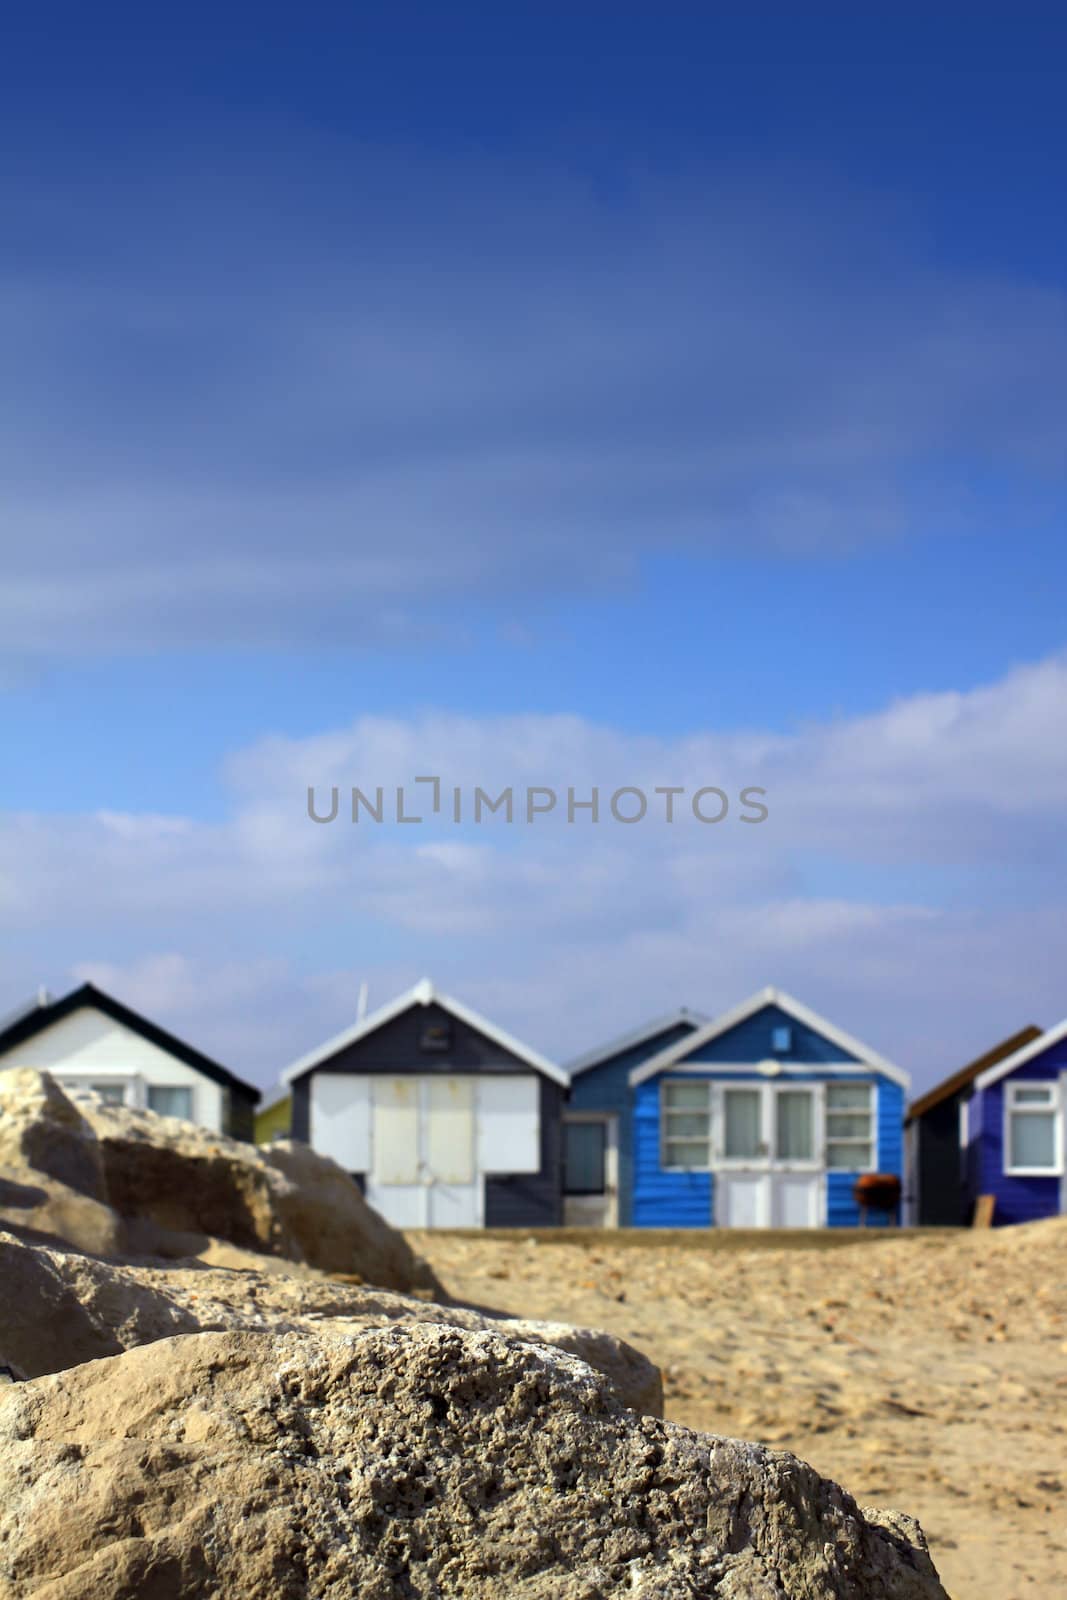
262 1136 440 1292
0 1068 108 1201
0 1325 948 1599
0 1069 439 1296
0 1232 198 1376
0 1166 125 1256
496 1316 663 1418
0 1231 660 1415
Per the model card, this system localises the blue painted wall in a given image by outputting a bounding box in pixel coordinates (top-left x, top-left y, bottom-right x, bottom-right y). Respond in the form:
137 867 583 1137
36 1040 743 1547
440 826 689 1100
568 1021 695 1225
630 1003 905 1228
687 1004 856 1065
971 1035 1066 1226
826 1079 905 1227
632 1077 713 1226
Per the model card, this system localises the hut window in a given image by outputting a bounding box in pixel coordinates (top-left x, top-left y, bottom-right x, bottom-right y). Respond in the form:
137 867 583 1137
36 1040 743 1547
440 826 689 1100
147 1085 194 1120
825 1082 874 1170
775 1089 815 1160
662 1080 711 1168
723 1087 763 1159
1005 1082 1061 1174
771 1025 792 1054
563 1122 607 1195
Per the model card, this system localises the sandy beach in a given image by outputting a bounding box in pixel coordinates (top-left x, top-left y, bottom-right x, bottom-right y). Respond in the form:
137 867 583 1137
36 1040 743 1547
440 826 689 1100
410 1221 1067 1600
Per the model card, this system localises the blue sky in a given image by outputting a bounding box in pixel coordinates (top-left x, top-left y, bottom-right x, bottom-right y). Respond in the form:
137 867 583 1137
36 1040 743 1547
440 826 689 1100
2 4 1065 1091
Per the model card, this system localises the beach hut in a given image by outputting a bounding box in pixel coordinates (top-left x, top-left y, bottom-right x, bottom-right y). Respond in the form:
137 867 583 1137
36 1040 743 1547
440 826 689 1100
904 1026 1042 1225
627 987 909 1228
0 982 260 1139
962 1021 1067 1226
564 1008 704 1226
254 1084 292 1144
282 978 568 1229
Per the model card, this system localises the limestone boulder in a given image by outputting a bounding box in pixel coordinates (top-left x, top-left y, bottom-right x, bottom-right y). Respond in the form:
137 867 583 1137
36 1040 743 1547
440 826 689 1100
0 1230 660 1416
0 1067 105 1200
0 1324 948 1599
0 1069 439 1295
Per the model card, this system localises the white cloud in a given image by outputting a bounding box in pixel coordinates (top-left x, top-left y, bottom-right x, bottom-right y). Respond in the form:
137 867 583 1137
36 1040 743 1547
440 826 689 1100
1 652 1065 1089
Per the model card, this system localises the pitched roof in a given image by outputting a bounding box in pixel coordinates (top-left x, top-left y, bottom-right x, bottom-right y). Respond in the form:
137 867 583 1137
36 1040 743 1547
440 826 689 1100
628 986 909 1089
972 1019 1065 1094
0 983 260 1101
907 1025 1043 1122
282 977 569 1087
566 1007 707 1079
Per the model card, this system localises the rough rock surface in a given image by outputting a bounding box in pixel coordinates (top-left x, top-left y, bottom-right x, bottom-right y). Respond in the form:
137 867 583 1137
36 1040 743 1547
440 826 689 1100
0 1230 661 1416
0 1325 948 1600
0 1068 438 1293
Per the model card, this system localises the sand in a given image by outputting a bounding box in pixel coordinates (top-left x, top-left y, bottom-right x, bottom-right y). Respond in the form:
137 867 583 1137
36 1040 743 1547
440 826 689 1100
410 1221 1067 1600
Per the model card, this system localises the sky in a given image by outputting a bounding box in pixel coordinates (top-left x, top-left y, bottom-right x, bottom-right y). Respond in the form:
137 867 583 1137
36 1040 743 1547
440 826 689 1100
2 4 1065 1095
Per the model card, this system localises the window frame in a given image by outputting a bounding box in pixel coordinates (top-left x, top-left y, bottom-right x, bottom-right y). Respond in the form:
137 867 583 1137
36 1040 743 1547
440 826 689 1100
659 1077 877 1173
660 1078 713 1170
1003 1080 1063 1177
146 1082 196 1122
824 1080 877 1173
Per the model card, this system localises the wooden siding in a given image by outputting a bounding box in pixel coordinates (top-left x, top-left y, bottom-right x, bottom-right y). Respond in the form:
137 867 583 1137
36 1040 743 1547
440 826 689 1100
826 1078 905 1227
913 1090 970 1225
297 1002 541 1077
973 1041 1067 1226
632 1079 713 1226
568 1022 695 1225
224 1086 258 1144
685 1004 857 1065
291 1077 311 1142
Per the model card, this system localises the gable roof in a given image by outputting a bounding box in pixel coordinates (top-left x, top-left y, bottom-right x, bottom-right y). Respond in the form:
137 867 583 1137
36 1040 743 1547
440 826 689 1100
0 983 260 1101
628 985 909 1089
907 1025 1043 1122
566 1007 707 1079
972 1018 1067 1093
282 977 569 1088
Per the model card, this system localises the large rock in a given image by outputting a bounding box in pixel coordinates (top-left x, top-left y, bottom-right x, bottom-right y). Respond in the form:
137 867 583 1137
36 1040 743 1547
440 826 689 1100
0 1230 661 1416
0 1167 124 1256
0 1068 105 1199
0 1325 948 1600
0 1069 438 1295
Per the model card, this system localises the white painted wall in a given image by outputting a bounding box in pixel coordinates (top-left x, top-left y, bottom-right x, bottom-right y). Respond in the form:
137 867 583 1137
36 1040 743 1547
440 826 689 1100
0 1007 224 1132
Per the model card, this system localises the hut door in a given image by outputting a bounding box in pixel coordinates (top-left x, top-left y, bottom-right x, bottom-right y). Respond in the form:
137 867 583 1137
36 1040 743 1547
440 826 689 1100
715 1084 821 1228
366 1075 481 1227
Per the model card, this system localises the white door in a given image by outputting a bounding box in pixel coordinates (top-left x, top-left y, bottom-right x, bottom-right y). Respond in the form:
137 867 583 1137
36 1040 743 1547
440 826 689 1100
716 1171 769 1227
425 1078 479 1226
714 1083 822 1229
365 1077 425 1226
771 1172 821 1227
364 1076 482 1228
